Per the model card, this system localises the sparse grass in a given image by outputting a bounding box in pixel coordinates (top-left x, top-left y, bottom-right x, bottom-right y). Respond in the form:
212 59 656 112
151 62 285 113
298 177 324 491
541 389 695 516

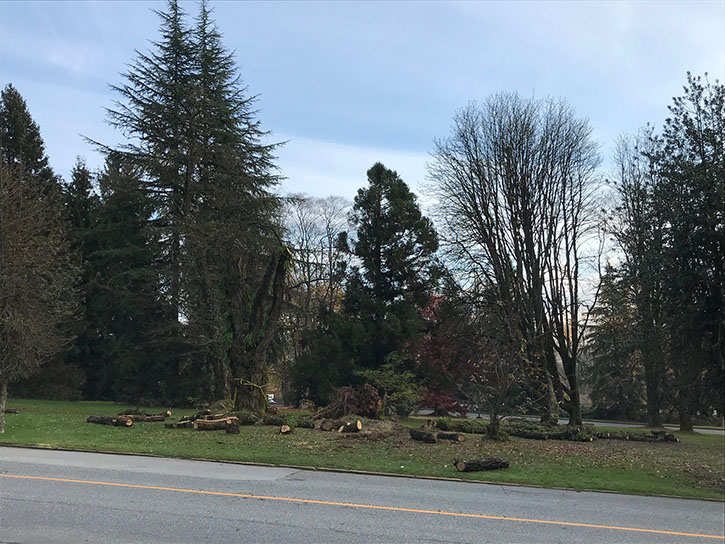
2 398 723 500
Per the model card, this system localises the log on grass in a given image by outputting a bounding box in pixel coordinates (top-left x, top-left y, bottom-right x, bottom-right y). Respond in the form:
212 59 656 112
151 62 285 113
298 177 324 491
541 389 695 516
320 419 337 432
280 424 293 434
338 420 362 433
3 408 18 414
436 432 465 442
453 457 509 472
262 415 287 427
195 417 239 431
87 415 133 427
143 415 166 422
296 417 315 429
409 428 437 443
165 420 195 429
226 421 240 434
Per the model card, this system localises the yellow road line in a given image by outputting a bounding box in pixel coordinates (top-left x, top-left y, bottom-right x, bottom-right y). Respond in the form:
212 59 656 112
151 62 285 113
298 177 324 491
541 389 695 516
1 473 722 540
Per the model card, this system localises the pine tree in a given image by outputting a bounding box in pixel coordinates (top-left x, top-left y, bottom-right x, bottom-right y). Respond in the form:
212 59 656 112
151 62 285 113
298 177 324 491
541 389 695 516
649 74 725 429
100 1 286 409
344 162 439 369
0 84 57 188
81 156 173 402
584 267 646 420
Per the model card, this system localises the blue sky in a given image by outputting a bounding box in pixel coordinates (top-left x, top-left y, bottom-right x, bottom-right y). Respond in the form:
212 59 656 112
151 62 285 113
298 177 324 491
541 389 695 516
1 1 723 200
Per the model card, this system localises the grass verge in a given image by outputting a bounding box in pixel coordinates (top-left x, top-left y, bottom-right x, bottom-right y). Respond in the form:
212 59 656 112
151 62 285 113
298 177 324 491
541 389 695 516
2 398 723 500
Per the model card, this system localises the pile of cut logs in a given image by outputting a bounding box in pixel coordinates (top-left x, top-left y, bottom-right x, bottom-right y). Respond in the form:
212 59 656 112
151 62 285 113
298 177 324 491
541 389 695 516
86 410 173 428
319 418 363 433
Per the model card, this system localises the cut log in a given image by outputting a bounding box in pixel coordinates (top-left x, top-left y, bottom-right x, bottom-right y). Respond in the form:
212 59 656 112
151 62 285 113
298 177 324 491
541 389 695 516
409 428 437 443
320 419 336 432
87 416 133 427
262 415 287 426
453 457 509 472
297 417 315 429
143 415 166 422
338 420 363 433
195 417 239 431
3 408 18 414
226 421 240 434
280 424 293 434
166 420 195 429
436 432 465 442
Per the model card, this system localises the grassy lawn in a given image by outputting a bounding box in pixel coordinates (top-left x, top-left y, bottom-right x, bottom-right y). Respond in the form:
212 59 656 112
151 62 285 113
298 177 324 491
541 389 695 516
2 398 723 500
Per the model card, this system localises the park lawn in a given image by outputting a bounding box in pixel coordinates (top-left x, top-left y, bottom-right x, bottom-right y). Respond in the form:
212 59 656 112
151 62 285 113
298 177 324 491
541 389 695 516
1 398 723 500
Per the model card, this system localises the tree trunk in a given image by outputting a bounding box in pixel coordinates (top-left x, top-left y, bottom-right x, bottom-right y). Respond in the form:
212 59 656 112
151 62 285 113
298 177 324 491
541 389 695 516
87 415 133 427
454 457 509 472
409 428 437 443
487 409 500 439
567 388 582 426
540 370 559 425
229 248 290 414
437 432 465 442
0 379 7 434
644 364 662 427
678 398 693 432
195 417 238 431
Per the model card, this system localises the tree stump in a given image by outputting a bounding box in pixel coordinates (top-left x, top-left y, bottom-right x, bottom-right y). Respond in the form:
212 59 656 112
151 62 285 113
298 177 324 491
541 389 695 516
409 428 437 443
453 457 509 472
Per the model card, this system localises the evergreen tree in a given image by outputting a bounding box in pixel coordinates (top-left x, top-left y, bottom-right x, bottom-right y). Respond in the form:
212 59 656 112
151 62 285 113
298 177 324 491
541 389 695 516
584 267 646 420
343 162 439 369
292 164 438 405
82 156 172 402
0 84 57 188
649 74 724 429
101 0 285 409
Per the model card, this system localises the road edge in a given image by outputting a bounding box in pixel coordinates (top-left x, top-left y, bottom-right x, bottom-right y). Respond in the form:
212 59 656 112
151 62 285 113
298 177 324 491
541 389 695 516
1 442 723 503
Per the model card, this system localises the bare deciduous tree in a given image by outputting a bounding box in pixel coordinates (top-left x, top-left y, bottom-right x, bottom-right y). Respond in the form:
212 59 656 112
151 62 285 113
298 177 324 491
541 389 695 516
429 93 601 425
0 165 77 432
277 195 351 402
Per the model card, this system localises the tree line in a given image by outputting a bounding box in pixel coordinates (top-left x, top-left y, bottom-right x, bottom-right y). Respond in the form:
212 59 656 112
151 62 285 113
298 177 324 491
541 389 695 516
0 0 722 434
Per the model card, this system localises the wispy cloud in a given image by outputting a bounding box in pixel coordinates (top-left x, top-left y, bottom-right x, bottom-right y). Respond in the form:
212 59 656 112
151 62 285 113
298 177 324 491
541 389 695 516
276 135 430 201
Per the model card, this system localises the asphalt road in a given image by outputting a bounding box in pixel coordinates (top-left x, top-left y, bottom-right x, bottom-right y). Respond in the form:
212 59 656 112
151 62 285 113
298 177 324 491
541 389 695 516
1 447 723 543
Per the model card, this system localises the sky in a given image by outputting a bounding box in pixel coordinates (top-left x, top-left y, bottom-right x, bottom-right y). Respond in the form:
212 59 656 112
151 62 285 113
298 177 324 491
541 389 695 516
1 0 724 201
